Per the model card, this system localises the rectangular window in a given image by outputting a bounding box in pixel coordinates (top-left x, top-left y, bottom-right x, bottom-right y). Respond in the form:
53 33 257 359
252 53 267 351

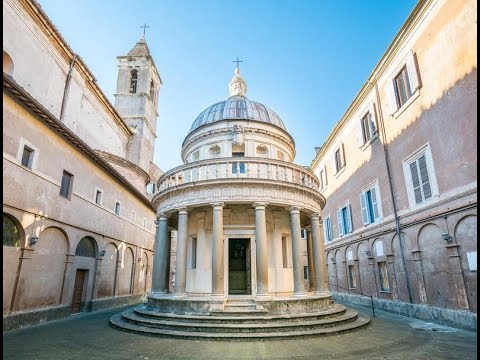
59 171 73 198
323 216 333 242
282 236 288 268
334 149 342 173
348 265 357 289
337 204 352 236
394 66 412 108
115 202 121 216
409 154 432 205
189 237 197 269
232 152 246 174
361 112 376 144
303 266 309 280
360 186 380 225
301 229 307 240
95 190 103 205
378 262 390 291
21 146 34 168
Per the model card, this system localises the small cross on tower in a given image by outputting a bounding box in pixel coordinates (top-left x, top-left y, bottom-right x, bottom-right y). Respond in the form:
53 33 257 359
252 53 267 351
140 23 150 38
233 57 243 69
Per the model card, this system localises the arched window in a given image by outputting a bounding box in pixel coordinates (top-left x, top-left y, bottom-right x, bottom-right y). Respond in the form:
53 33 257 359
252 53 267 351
149 79 155 99
130 70 138 93
3 214 20 247
3 51 14 76
75 237 97 258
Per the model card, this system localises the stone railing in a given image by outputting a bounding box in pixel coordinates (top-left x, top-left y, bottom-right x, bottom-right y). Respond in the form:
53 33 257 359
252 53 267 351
157 157 320 192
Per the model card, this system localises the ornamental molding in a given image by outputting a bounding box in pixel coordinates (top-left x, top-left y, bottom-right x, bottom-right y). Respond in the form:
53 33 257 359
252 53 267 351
231 125 245 145
181 126 296 161
152 179 325 215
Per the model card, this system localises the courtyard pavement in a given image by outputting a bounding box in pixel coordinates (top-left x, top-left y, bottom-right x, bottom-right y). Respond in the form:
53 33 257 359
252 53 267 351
3 303 477 360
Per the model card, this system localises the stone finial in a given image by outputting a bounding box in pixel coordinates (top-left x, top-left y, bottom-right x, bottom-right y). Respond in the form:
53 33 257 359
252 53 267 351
228 68 247 97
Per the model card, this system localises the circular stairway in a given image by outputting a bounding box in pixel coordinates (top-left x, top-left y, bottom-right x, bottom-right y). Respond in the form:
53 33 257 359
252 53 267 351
110 302 370 340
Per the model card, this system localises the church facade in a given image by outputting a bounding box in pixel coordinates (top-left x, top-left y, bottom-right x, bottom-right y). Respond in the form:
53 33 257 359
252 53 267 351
310 0 477 331
3 0 161 330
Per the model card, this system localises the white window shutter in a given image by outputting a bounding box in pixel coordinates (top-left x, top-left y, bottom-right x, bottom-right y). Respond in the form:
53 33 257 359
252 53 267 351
360 192 369 225
384 79 397 116
331 151 337 175
324 165 328 186
409 160 423 204
337 209 344 236
356 118 364 148
418 155 432 200
347 205 353 233
369 103 377 135
341 143 346 168
371 187 380 220
406 51 420 92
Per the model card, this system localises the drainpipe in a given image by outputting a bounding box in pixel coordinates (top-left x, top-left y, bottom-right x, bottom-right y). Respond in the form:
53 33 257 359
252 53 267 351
372 81 414 304
59 54 77 121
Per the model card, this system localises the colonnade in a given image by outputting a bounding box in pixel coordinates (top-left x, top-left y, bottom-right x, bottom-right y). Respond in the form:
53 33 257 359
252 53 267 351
151 203 328 296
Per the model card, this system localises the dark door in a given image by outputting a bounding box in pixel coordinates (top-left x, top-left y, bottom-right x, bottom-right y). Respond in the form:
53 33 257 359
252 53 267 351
229 239 250 295
71 270 87 313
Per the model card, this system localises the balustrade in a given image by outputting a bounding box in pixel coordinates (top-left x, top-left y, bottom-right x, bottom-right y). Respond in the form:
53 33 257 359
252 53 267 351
157 158 320 192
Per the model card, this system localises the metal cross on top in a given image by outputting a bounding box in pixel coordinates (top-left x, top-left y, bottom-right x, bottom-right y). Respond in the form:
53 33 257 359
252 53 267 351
140 23 150 37
233 57 243 69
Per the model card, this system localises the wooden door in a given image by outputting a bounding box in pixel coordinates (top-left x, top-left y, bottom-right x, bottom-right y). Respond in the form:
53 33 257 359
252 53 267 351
71 270 87 313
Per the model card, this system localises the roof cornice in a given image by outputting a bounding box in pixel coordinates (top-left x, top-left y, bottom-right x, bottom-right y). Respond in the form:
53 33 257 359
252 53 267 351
3 73 154 211
310 0 434 168
20 0 134 136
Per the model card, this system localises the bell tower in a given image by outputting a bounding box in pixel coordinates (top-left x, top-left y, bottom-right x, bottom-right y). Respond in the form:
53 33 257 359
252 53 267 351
114 37 162 172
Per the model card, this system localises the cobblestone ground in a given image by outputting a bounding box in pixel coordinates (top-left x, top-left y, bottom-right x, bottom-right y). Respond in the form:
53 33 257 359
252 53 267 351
3 304 477 360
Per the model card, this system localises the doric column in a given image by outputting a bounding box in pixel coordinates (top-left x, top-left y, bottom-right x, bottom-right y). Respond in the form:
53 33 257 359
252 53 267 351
152 214 169 292
254 202 268 295
306 229 315 291
211 202 224 296
175 208 189 295
311 213 328 292
290 206 306 295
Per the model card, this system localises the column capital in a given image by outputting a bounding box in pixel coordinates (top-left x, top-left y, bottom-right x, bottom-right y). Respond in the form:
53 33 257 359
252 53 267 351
311 213 321 221
211 202 225 209
289 206 300 214
253 202 268 209
178 207 189 216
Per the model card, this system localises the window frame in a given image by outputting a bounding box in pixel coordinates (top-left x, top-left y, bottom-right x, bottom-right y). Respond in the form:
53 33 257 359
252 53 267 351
394 65 412 108
323 215 333 243
360 181 383 226
402 143 439 208
59 170 74 199
94 186 104 206
17 138 39 170
336 202 353 237
114 201 122 216
129 69 138 94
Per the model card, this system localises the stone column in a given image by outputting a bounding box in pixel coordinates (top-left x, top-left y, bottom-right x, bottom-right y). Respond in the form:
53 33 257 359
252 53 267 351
311 213 328 293
212 202 224 296
306 229 315 291
290 206 306 295
254 202 268 295
175 208 189 295
152 214 169 292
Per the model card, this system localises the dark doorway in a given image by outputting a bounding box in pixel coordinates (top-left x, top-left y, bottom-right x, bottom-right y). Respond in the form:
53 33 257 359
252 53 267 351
228 238 251 295
71 269 87 313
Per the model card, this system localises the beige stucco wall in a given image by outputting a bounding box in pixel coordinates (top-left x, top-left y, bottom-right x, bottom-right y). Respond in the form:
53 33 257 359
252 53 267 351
310 0 477 313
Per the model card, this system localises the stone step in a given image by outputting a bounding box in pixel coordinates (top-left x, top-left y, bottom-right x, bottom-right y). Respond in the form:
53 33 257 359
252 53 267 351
119 309 360 334
109 312 370 340
134 303 347 323
211 308 269 316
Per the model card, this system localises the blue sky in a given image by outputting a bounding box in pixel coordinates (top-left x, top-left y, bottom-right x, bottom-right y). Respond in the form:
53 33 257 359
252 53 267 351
38 0 417 171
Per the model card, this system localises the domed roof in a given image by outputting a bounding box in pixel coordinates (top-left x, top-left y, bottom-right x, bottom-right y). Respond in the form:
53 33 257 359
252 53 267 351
188 68 287 134
189 95 286 133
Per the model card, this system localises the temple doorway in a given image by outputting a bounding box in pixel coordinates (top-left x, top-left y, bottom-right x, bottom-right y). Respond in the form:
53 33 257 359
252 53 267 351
228 238 251 295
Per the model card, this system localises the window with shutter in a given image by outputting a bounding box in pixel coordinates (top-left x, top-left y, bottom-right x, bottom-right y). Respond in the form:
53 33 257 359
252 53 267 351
346 205 353 233
327 217 333 241
323 218 329 242
394 66 412 108
409 154 432 204
360 192 369 225
21 146 34 168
